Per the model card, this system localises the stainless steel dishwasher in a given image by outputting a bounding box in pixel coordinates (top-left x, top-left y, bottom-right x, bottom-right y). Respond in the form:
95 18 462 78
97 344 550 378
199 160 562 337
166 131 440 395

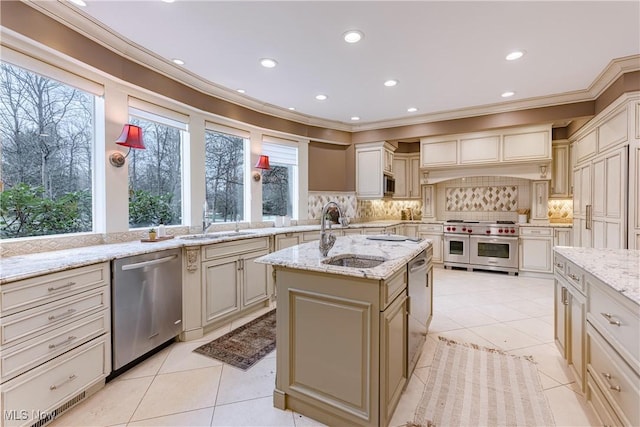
112 248 182 371
407 249 431 376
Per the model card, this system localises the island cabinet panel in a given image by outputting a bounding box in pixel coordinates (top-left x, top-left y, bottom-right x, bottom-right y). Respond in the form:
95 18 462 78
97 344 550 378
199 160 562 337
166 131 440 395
274 269 380 427
379 293 408 424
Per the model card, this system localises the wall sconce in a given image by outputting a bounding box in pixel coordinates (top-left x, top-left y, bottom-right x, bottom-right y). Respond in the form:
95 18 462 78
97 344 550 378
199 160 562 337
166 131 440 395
109 124 145 167
253 155 270 181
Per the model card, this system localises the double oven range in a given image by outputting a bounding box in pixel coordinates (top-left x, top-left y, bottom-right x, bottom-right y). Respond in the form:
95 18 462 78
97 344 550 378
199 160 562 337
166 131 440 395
443 220 519 275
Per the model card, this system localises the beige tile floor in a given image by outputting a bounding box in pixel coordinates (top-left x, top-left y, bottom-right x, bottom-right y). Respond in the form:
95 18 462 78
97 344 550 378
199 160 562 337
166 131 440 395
50 267 600 427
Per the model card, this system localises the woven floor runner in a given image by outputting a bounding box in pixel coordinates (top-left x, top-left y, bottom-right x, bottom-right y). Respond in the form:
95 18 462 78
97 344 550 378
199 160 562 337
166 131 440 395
409 337 555 427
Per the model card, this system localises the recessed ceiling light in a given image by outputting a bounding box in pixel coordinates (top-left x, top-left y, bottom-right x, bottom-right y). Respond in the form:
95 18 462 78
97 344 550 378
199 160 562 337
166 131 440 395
501 91 515 98
506 50 525 61
236 89 246 93
288 107 296 111
172 58 185 65
315 94 328 101
68 0 86 6
260 58 278 68
407 107 418 113
351 116 360 121
161 0 175 3
384 79 398 87
343 30 364 44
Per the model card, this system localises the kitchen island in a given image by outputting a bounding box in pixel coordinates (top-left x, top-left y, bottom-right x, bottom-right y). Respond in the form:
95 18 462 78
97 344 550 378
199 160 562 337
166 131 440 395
256 235 432 427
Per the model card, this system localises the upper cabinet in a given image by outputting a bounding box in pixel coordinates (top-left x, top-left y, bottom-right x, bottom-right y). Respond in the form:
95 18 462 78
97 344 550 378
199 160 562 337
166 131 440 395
420 124 552 169
356 142 396 199
551 140 572 198
393 153 421 199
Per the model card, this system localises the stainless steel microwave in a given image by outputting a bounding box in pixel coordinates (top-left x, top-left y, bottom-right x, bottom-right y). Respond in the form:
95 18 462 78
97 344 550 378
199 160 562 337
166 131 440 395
383 173 395 196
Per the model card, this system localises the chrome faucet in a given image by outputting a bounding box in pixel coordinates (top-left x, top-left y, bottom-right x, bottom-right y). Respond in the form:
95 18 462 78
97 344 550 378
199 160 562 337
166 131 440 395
319 201 343 257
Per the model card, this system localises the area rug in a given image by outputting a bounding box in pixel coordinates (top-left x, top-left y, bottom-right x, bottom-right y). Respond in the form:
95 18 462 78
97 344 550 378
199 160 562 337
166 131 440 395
193 309 276 370
409 337 555 427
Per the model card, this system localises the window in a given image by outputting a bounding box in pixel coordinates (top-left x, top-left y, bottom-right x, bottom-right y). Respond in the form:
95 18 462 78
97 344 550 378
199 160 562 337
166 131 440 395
128 108 185 228
262 140 298 219
204 127 246 223
0 62 96 239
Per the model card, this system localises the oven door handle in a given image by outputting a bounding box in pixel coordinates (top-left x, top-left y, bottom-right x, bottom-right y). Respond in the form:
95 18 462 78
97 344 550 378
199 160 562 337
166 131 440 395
471 236 519 242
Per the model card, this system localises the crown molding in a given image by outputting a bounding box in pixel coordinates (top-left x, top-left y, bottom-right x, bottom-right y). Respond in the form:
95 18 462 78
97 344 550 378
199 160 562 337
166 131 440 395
16 1 640 135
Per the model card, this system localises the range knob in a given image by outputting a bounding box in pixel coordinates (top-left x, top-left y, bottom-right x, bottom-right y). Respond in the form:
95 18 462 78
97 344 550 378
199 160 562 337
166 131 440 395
485 230 491 234
497 228 502 233
452 227 457 232
510 228 516 234
467 228 472 233
462 227 467 232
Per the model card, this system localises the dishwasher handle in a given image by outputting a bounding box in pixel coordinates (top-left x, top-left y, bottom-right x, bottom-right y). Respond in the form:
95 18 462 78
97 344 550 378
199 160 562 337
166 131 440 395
121 254 178 271
409 259 427 274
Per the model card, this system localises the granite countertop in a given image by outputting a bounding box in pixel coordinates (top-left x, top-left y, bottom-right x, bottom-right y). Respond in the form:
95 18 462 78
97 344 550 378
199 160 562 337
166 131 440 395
0 221 408 284
519 223 573 228
256 234 432 281
554 246 640 305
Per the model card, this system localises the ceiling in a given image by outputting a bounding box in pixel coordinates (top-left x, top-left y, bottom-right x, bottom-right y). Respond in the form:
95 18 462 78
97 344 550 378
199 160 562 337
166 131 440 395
37 1 640 128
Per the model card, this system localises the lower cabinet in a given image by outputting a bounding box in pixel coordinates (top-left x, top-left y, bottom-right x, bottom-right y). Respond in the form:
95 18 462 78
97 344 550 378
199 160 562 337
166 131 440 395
554 250 640 426
554 228 572 247
201 238 270 328
519 227 553 273
418 224 443 263
553 253 586 392
0 263 111 427
379 292 408 424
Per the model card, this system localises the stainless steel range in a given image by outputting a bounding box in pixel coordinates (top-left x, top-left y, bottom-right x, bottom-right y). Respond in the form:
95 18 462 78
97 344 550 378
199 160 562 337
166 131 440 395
443 220 519 275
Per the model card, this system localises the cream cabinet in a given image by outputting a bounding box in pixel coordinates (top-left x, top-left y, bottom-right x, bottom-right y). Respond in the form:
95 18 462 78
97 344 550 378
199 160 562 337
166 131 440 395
530 181 550 223
403 224 418 238
551 140 572 197
274 232 301 250
201 237 270 328
553 253 587 392
554 228 572 247
393 153 420 199
420 124 551 169
418 224 443 263
0 263 111 427
421 185 436 220
356 141 396 199
519 227 553 273
273 262 419 427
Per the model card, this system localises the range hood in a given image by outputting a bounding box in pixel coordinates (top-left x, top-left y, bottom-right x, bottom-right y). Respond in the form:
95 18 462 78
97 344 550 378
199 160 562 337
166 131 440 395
419 162 551 184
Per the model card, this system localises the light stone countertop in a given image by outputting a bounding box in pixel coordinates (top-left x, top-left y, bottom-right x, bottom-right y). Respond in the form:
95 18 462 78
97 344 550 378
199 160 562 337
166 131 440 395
519 222 573 228
0 221 409 284
554 246 640 306
255 234 432 281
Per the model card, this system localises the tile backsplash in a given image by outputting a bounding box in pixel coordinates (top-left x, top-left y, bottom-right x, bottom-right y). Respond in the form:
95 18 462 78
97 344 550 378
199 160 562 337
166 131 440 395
445 185 518 212
548 199 573 222
307 192 358 220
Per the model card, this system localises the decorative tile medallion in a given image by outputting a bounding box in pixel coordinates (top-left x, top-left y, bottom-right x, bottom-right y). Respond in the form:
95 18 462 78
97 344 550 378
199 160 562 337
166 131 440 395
446 186 518 212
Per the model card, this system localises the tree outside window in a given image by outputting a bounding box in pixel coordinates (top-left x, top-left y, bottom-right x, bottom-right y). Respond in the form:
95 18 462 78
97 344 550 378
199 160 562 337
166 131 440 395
128 116 183 228
204 130 245 223
0 62 94 239
262 142 297 219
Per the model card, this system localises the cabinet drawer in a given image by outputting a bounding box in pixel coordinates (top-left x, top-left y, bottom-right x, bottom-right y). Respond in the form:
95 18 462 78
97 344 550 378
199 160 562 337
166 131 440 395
1 263 109 316
301 231 319 242
520 227 552 236
587 324 640 427
588 280 639 372
202 237 269 261
0 287 109 347
553 254 566 277
565 261 585 294
419 224 443 233
1 310 109 382
380 269 406 310
1 335 110 427
587 371 624 427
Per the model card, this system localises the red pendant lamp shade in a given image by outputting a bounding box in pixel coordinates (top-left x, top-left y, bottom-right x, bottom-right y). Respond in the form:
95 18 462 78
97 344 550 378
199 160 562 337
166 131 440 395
115 124 145 150
255 155 270 170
